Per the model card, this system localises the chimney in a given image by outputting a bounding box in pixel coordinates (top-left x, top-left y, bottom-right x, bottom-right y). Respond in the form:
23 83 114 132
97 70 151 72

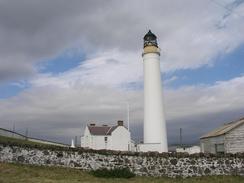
117 120 123 126
90 123 96 126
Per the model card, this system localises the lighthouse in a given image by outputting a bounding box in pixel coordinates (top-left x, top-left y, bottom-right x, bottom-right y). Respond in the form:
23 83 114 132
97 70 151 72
139 30 168 152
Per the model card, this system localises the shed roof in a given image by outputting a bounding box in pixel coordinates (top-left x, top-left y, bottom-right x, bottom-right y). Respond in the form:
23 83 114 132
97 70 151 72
87 125 118 136
200 118 244 139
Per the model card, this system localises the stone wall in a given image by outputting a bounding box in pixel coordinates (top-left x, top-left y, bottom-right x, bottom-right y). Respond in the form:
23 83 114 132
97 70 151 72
0 144 244 177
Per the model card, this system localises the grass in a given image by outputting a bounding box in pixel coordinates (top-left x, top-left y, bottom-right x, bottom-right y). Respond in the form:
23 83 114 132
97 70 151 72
0 135 70 152
0 135 57 147
0 162 243 183
91 167 135 178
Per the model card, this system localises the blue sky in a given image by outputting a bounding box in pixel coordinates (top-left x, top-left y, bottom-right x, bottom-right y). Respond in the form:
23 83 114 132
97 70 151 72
165 43 244 88
1 42 243 98
38 49 86 74
0 83 26 99
0 0 244 144
0 49 87 98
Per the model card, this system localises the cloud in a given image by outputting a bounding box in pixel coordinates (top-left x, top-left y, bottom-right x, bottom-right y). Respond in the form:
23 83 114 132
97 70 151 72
0 0 244 145
165 76 179 85
0 84 142 143
164 75 244 121
30 50 142 88
1 73 244 144
0 0 243 82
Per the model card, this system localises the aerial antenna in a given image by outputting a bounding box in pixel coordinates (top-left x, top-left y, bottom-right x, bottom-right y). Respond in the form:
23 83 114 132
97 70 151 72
12 123 15 137
127 102 130 132
180 128 182 148
12 123 15 132
75 136 77 147
25 128 28 140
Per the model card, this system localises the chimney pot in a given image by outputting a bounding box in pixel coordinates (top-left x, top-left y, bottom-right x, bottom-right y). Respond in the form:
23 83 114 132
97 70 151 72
117 120 123 126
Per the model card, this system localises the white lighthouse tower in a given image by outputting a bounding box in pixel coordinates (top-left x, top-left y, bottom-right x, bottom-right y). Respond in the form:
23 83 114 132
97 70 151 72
139 30 168 153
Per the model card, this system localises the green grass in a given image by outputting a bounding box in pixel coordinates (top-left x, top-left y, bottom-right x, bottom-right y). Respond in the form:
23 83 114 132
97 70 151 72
0 162 243 183
0 135 54 147
91 167 135 178
0 135 68 151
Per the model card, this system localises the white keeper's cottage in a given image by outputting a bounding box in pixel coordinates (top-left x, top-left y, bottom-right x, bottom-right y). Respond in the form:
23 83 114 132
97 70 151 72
81 120 133 151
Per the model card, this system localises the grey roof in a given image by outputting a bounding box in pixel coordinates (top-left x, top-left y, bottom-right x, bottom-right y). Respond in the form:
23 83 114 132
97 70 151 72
88 125 118 136
200 118 244 139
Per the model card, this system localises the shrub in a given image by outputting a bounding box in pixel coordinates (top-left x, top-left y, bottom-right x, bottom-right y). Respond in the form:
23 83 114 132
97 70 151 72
91 167 135 178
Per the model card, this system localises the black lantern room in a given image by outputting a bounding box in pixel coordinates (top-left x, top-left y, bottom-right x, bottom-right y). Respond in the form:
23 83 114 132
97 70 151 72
143 30 158 48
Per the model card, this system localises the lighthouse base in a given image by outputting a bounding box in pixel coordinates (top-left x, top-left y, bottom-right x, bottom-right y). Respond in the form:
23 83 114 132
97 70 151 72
137 143 167 153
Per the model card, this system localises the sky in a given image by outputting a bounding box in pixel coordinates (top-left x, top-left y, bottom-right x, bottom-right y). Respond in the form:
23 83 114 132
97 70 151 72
0 0 244 145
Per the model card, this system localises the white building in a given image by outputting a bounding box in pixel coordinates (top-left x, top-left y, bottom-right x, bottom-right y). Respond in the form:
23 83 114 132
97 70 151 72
81 121 133 151
176 146 201 154
200 118 244 154
138 30 168 153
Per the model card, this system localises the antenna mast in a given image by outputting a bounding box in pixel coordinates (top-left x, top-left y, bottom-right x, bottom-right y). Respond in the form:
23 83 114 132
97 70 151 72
180 128 182 147
127 103 130 132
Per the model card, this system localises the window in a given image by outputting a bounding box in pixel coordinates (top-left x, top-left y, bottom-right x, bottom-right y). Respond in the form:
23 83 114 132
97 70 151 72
215 143 224 154
104 137 108 143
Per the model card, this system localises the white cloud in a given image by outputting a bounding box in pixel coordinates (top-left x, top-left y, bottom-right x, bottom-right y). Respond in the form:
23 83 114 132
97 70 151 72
165 76 179 85
164 76 244 120
1 74 244 143
31 50 143 88
0 0 244 144
0 0 243 82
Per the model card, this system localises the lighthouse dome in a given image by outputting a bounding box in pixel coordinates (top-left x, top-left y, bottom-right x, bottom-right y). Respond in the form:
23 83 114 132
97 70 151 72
143 30 158 48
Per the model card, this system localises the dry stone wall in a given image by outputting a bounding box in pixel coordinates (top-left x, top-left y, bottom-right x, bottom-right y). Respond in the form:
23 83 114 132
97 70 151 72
0 144 243 177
